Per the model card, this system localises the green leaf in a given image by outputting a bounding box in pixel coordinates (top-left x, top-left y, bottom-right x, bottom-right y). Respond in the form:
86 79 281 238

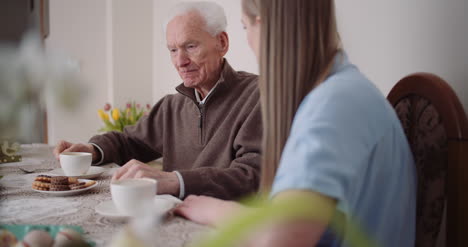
131 105 137 121
136 111 144 121
118 118 124 132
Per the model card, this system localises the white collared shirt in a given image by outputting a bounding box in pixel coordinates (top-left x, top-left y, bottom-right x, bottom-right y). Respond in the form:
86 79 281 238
194 82 220 105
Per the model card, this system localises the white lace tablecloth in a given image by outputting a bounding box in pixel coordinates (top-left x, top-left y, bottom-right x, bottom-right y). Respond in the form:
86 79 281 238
0 144 208 246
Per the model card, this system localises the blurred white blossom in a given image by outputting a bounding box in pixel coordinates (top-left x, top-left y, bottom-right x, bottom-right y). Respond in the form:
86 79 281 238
0 31 86 142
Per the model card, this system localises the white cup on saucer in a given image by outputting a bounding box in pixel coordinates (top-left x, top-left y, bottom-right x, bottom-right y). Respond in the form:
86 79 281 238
110 178 157 216
59 152 92 176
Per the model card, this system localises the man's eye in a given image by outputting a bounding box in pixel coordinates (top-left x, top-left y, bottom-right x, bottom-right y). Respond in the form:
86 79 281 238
187 44 196 49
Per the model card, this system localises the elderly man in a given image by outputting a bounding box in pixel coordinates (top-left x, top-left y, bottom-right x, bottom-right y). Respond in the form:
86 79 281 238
53 2 261 200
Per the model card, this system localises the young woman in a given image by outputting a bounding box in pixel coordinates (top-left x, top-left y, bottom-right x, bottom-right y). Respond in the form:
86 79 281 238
175 1 416 246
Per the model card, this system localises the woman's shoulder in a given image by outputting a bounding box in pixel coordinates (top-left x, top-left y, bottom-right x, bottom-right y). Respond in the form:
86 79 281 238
294 61 401 141
310 61 380 106
301 69 383 114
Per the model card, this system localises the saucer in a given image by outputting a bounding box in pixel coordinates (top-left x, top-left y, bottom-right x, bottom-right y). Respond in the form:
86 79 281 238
32 179 98 196
95 200 126 218
48 166 106 179
95 195 181 218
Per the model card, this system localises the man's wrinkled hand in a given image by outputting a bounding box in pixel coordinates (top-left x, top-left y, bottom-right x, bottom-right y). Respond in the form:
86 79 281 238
112 159 180 196
53 140 97 162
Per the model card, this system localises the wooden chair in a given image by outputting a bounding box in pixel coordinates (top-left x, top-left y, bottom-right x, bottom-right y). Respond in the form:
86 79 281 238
387 73 468 247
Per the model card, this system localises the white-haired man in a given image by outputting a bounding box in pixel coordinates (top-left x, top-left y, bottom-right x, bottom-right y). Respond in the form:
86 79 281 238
53 1 261 200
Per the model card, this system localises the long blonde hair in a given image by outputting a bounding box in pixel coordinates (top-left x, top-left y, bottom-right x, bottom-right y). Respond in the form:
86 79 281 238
242 0 341 193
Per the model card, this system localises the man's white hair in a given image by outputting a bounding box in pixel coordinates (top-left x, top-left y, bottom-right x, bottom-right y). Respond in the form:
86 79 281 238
164 1 227 36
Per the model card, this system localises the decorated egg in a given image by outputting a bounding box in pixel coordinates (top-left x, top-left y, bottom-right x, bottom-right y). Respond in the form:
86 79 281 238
0 229 17 247
53 228 88 247
22 230 53 247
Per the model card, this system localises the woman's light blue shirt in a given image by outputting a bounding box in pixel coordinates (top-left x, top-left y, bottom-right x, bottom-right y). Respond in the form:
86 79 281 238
271 53 416 247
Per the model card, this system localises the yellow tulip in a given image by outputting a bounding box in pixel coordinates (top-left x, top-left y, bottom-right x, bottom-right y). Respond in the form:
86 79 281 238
98 109 109 121
112 108 120 120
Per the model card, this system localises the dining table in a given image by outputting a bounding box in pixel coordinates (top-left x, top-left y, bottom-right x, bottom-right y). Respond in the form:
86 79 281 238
0 144 209 246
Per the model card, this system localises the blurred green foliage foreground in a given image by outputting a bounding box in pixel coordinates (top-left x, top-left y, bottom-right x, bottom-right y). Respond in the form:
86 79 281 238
194 195 378 247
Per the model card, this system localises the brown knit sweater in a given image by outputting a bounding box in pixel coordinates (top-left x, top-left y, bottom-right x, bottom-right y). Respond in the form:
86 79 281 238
89 61 262 200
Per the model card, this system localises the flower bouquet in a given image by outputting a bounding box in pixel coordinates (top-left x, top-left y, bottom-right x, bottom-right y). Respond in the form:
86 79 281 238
98 102 151 132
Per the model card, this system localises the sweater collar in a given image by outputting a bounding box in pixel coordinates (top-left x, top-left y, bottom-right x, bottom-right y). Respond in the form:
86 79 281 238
176 59 236 103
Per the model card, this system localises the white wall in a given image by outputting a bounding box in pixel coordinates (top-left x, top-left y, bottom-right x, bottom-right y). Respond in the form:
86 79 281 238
45 0 467 144
46 0 109 144
152 0 468 111
46 0 155 144
112 0 153 105
336 0 468 113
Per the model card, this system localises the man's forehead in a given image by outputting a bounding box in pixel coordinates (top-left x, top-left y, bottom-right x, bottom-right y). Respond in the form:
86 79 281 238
167 12 206 34
166 14 211 45
167 22 204 36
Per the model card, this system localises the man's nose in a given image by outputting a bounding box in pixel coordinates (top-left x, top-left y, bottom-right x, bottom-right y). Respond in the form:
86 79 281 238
176 51 190 67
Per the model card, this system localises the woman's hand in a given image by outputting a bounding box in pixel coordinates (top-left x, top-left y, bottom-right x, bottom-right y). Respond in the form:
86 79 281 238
174 195 244 227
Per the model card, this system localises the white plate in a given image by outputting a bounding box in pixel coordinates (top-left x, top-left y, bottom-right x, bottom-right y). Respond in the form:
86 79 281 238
32 179 99 196
95 195 181 218
48 166 106 179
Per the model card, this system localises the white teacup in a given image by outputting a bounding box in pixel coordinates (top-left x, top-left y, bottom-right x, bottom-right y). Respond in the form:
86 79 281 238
110 178 157 216
59 152 92 176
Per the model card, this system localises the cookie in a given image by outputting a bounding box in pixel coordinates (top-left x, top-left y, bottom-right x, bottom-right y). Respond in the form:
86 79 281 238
69 184 86 190
49 184 70 191
32 185 49 191
34 175 51 183
32 181 50 189
84 181 96 187
51 176 69 185
68 177 79 184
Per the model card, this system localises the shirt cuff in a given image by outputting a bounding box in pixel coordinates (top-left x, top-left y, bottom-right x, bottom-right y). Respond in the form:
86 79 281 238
89 143 104 165
173 171 185 199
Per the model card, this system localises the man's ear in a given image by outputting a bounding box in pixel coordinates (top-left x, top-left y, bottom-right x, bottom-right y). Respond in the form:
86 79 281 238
216 32 229 56
256 16 261 25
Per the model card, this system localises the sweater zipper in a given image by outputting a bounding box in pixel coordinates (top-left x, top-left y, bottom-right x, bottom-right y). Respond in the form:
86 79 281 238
198 105 204 145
